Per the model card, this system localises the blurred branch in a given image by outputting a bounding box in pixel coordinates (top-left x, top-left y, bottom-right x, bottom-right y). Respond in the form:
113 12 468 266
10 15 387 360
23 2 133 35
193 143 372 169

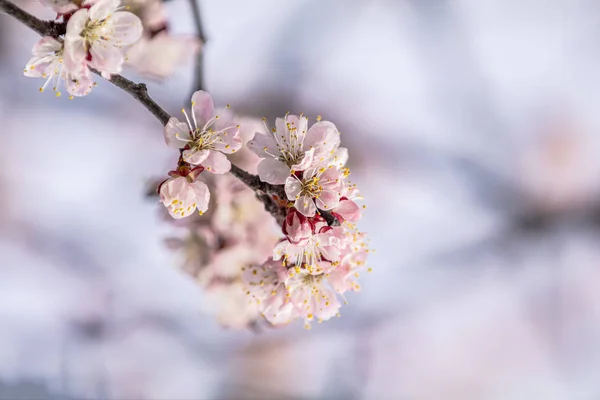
1 0 339 226
190 0 206 92
189 0 206 92
0 0 66 36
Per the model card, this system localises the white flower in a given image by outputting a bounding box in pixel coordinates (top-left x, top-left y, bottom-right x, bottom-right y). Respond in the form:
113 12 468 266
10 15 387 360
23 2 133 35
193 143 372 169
164 90 242 173
247 114 341 184
64 0 143 79
243 259 296 326
25 36 94 97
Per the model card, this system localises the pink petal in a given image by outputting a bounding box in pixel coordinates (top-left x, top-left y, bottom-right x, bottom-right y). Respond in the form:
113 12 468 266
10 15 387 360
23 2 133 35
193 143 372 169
65 9 88 40
284 176 303 200
332 147 349 167
258 158 290 185
247 132 279 158
316 190 340 211
190 180 210 213
291 148 314 171
295 195 317 217
164 118 191 149
108 12 143 46
183 149 209 165
202 151 231 174
191 90 215 127
304 121 340 164
333 198 361 222
89 43 124 75
32 36 62 57
89 0 120 21
65 66 94 97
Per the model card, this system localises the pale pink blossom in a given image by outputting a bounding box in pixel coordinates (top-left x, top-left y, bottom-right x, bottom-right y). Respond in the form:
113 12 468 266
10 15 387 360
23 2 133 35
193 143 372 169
284 166 342 217
329 229 370 294
285 268 342 328
24 37 94 97
164 91 242 173
332 180 363 222
274 215 342 274
158 168 210 219
243 259 296 326
202 280 259 330
126 33 200 80
64 0 143 79
247 115 341 184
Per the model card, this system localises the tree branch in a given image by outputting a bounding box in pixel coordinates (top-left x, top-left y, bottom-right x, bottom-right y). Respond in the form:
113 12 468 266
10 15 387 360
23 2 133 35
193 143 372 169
189 0 206 92
93 70 171 126
0 0 65 37
1 0 340 226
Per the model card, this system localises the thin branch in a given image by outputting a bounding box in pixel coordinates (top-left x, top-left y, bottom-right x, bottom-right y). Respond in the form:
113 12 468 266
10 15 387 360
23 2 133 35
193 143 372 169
92 70 171 126
189 0 206 92
0 0 65 37
1 0 340 226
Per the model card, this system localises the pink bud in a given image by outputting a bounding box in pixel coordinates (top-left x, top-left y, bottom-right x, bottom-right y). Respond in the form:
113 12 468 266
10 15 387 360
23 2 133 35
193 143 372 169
282 208 313 245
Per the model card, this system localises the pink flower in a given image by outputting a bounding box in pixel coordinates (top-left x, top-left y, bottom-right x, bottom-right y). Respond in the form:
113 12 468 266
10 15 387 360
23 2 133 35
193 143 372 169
284 166 342 217
126 33 200 80
24 36 94 97
158 167 210 219
243 259 296 326
64 0 143 79
329 229 370 294
285 268 342 328
247 114 341 184
164 91 242 173
274 216 342 274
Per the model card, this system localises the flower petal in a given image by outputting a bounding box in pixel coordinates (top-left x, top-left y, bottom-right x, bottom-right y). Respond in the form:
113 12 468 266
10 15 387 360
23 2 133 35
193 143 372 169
190 180 210 213
183 149 209 165
247 132 279 158
333 198 361 222
316 190 340 211
291 148 314 172
304 121 340 164
89 43 124 76
191 90 215 127
164 117 191 149
258 158 291 185
65 65 94 97
295 195 316 217
107 12 143 46
284 176 303 200
89 0 120 21
202 151 231 174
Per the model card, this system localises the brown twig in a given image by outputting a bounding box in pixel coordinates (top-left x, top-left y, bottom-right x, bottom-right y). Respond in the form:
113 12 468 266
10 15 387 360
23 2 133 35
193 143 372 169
0 0 66 37
188 0 206 92
1 0 340 226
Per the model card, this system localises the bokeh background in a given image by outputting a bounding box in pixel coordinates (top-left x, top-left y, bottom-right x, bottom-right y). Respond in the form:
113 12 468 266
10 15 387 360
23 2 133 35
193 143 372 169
3 0 600 399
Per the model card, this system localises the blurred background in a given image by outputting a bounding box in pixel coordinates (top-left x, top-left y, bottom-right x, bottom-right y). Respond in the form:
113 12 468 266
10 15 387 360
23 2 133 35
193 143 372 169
2 0 600 399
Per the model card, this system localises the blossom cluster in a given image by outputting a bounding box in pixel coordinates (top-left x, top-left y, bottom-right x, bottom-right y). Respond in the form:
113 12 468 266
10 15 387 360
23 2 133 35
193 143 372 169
241 114 370 329
157 103 370 329
25 0 198 97
158 91 242 218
